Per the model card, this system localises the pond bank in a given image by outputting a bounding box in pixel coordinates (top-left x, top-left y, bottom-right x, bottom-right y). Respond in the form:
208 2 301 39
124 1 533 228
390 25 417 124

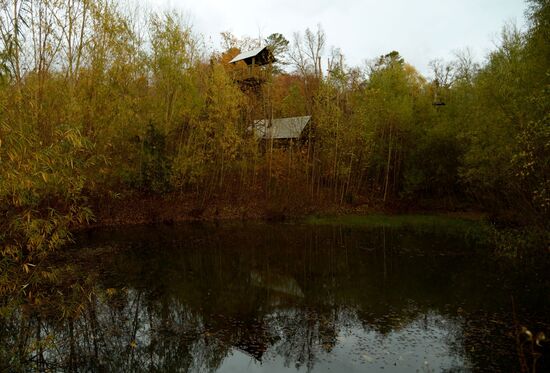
84 194 548 260
86 192 484 228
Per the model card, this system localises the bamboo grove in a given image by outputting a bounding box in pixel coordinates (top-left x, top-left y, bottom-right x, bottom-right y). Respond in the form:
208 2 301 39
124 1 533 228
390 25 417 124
0 0 548 264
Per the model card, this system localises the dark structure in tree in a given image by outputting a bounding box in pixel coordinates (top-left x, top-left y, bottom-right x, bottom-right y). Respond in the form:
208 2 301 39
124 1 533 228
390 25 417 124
229 46 276 66
230 46 275 90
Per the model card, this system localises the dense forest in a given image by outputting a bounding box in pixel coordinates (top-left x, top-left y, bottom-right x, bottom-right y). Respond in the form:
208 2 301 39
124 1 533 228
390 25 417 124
0 0 548 267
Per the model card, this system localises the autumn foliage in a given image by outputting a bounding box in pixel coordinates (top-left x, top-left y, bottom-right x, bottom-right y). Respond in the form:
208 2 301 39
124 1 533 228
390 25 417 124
0 0 548 265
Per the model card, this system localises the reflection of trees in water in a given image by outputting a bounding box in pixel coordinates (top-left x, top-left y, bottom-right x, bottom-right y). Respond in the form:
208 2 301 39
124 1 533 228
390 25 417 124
1 292 343 371
1 289 230 372
267 308 341 371
0 290 463 371
1 223 548 371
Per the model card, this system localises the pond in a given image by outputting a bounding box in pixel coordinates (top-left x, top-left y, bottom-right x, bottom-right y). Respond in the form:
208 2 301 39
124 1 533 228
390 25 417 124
1 220 549 372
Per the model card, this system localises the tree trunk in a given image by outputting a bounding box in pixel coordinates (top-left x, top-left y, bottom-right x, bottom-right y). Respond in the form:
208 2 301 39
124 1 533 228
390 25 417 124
383 124 393 202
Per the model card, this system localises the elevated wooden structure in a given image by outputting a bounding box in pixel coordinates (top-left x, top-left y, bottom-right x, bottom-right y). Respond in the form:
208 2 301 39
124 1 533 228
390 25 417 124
230 46 275 91
229 46 275 66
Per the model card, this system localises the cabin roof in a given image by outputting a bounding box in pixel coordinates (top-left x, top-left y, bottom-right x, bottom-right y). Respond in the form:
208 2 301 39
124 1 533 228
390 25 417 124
229 46 275 66
253 115 311 140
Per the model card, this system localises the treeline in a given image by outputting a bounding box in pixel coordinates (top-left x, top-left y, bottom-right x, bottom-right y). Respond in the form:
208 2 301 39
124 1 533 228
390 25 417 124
0 0 548 262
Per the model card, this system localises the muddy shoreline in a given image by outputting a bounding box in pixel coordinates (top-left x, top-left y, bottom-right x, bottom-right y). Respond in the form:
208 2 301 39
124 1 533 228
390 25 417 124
83 192 483 230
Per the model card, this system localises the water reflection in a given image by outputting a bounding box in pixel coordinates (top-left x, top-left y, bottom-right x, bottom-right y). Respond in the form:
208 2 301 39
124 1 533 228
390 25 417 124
1 223 548 372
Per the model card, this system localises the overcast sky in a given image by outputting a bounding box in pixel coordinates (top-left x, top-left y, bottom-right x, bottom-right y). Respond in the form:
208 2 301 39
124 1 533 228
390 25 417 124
145 0 528 76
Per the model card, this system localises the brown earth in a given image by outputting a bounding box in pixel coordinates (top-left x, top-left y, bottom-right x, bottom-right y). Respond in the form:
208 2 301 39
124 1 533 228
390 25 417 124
85 191 482 229
86 191 379 228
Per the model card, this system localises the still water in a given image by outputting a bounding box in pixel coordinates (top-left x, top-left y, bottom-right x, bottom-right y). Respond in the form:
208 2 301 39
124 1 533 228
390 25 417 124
1 222 549 372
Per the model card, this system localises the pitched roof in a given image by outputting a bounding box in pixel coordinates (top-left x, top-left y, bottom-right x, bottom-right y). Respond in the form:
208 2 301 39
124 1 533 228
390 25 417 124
253 116 311 140
229 46 275 65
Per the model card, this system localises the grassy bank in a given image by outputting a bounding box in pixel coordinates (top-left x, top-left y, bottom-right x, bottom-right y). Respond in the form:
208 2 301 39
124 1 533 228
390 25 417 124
305 213 486 228
305 213 493 248
306 213 548 260
88 194 548 261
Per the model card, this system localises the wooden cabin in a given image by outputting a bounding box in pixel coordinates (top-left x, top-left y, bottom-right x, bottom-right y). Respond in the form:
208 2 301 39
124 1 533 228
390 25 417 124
230 46 275 89
229 46 275 66
252 115 311 149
